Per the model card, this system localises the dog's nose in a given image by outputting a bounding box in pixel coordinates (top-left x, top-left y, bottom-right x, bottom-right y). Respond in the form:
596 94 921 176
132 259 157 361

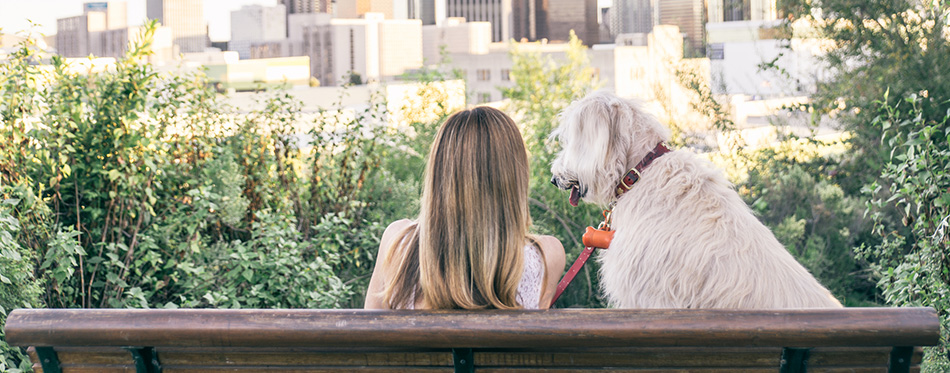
550 177 558 187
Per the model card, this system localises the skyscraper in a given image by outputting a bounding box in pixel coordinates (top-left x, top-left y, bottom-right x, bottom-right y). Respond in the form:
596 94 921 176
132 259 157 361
278 0 331 37
612 0 654 35
57 1 128 57
279 0 331 14
657 0 705 56
147 0 208 53
335 0 395 19
231 4 287 59
445 0 511 42
510 0 597 44
707 0 777 23
610 0 706 55
511 0 543 41
546 0 598 44
409 0 446 25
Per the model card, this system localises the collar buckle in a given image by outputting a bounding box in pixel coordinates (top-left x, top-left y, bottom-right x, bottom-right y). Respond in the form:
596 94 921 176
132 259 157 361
616 168 640 195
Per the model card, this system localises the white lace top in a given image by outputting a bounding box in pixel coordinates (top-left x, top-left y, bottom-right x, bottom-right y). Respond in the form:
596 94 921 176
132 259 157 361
406 244 545 309
516 244 544 309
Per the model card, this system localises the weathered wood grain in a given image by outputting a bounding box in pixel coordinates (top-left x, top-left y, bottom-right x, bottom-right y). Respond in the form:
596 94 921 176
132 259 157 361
5 308 940 348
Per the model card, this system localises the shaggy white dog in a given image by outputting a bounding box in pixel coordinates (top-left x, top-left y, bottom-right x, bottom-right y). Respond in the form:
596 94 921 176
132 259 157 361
550 91 842 309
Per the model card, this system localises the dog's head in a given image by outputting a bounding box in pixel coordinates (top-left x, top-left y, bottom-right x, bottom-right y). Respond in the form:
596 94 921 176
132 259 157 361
550 91 671 207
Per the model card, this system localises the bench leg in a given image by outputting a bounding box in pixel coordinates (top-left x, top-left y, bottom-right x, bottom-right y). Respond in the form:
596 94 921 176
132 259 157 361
453 348 474 373
35 347 62 373
779 347 810 373
127 347 162 373
889 346 913 373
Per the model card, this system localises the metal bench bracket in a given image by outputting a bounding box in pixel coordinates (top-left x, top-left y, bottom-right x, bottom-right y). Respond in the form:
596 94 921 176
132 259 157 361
453 348 474 373
35 347 62 373
779 347 810 373
127 346 162 373
889 346 913 373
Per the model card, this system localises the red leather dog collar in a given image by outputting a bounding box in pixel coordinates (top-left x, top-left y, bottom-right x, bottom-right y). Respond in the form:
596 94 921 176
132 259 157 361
616 143 670 197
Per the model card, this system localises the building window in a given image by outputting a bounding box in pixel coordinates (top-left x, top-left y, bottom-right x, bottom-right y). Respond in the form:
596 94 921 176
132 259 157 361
708 43 724 60
349 28 355 71
478 92 492 103
476 69 491 81
501 69 511 81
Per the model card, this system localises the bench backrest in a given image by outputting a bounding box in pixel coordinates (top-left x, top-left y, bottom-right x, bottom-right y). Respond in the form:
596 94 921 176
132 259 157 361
6 307 940 372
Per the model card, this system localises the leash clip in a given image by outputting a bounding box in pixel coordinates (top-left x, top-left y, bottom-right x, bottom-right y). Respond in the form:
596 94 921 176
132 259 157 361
598 209 612 231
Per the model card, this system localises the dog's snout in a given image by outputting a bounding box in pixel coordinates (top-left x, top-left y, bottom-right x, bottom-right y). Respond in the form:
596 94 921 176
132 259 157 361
550 177 558 187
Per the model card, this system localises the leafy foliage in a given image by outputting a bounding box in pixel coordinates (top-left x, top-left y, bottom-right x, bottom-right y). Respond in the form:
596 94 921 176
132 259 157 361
503 31 605 307
860 96 950 368
779 0 950 368
0 20 433 367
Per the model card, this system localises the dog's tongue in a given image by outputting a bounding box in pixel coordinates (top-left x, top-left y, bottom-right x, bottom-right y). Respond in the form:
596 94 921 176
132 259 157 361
569 186 580 207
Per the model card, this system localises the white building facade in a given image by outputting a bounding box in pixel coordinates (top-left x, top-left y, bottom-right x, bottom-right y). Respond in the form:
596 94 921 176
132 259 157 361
147 0 208 53
230 5 287 59
251 13 423 86
56 1 174 64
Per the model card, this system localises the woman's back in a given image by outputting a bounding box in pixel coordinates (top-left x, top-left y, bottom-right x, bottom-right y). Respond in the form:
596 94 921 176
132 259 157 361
365 219 564 309
362 107 565 310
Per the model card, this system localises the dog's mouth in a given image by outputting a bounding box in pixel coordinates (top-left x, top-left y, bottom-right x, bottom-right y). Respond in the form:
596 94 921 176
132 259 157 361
569 185 581 207
552 177 584 207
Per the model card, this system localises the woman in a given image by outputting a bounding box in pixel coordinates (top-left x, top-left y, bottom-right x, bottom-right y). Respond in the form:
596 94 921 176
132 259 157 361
364 106 566 309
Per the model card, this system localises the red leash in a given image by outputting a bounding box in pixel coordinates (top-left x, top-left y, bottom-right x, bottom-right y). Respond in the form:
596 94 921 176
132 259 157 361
548 143 670 307
549 211 614 307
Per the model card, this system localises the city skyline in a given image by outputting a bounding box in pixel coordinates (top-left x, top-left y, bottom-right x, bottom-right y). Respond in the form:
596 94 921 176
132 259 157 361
1 0 277 41
1 0 613 42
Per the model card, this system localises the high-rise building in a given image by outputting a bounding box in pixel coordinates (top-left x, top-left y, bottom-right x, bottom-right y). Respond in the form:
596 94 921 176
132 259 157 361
147 0 208 53
422 17 491 63
707 0 777 23
231 5 287 59
83 2 128 29
611 0 655 35
56 1 174 63
657 0 705 56
335 0 395 19
509 0 598 45
279 0 331 14
511 0 543 41
57 1 127 57
546 0 598 44
610 0 706 55
253 13 423 86
408 0 446 25
445 0 512 42
278 0 331 37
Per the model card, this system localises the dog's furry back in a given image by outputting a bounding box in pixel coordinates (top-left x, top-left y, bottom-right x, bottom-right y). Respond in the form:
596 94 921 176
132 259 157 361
551 91 841 309
602 150 841 308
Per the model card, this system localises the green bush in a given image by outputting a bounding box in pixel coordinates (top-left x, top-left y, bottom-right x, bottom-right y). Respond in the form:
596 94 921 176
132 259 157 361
860 95 950 368
0 202 43 372
740 148 876 305
0 20 430 368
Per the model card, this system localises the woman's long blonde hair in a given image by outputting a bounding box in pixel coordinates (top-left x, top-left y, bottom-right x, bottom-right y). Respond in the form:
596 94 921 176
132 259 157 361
383 106 533 309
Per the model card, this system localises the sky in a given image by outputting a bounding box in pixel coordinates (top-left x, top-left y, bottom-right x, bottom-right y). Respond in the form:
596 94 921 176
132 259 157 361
1 0 278 41
1 0 613 42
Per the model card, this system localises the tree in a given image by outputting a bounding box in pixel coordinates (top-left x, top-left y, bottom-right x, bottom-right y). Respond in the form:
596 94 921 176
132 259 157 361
782 0 950 367
503 31 605 307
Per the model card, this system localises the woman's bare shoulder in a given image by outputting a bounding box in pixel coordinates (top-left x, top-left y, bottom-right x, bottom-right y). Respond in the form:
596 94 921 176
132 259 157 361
364 219 415 309
383 219 414 239
534 235 565 257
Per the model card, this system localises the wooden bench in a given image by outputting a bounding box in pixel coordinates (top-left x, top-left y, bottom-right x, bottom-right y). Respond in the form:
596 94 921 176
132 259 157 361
6 307 939 372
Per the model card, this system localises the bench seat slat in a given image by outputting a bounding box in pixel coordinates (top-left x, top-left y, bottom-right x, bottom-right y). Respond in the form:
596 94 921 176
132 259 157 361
10 308 937 373
27 346 922 371
6 308 940 348
476 369 888 373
